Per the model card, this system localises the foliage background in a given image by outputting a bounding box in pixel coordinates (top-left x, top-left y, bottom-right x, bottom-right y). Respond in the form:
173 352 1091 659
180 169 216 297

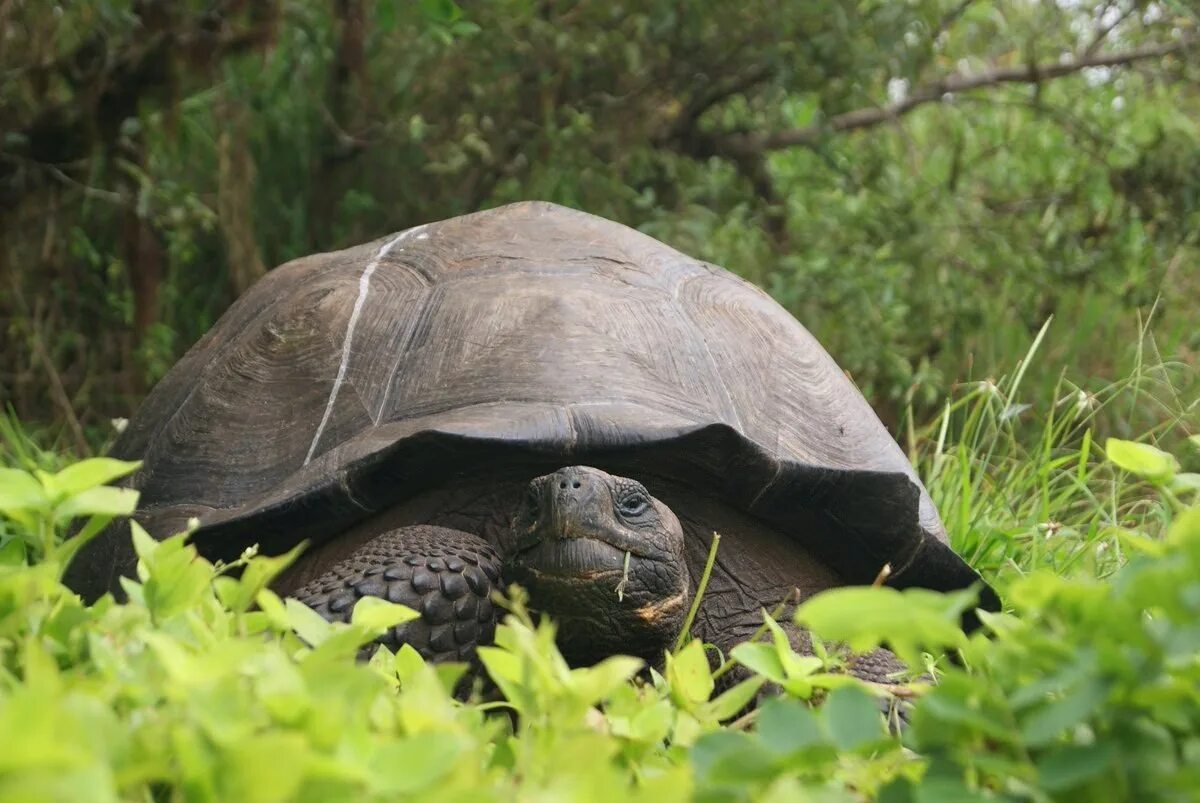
3 3 1200 801
2 0 1198 450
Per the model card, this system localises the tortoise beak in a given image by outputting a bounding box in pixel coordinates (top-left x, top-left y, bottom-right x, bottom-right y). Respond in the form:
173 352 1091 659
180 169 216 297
515 467 602 552
545 466 603 539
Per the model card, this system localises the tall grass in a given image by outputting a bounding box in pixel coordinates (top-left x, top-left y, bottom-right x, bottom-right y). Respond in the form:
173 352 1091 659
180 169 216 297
913 317 1197 589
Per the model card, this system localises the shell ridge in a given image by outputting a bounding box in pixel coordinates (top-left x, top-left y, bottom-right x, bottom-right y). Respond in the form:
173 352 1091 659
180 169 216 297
305 224 428 464
671 289 746 432
127 284 324 469
372 283 445 424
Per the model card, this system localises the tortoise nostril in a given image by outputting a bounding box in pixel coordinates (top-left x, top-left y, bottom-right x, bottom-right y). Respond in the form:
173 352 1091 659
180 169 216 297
571 480 581 489
559 480 567 489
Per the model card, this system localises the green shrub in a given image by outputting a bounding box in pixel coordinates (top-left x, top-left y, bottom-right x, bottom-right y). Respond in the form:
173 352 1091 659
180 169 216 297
0 432 1197 801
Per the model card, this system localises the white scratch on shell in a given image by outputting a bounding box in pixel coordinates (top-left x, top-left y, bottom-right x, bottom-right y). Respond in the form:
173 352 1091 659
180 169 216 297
304 224 428 465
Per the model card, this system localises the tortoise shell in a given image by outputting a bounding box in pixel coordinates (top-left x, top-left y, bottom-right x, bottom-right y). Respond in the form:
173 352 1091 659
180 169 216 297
69 202 994 608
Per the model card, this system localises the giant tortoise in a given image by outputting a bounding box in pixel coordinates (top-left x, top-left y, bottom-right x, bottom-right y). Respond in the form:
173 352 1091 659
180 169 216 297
66 201 997 675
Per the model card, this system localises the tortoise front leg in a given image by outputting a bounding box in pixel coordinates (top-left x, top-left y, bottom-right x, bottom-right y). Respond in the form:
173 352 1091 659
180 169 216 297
292 525 502 662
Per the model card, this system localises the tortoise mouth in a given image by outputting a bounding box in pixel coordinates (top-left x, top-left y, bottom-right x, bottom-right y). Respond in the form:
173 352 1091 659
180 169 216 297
511 536 637 578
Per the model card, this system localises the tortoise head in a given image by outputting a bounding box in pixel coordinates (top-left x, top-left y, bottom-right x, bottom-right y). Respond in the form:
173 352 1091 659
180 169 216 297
506 466 690 665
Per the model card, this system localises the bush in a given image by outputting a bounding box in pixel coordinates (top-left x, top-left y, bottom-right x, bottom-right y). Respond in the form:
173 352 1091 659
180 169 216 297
0 433 1197 801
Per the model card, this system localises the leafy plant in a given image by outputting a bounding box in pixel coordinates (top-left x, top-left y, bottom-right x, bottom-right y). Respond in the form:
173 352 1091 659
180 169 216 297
0 419 1198 800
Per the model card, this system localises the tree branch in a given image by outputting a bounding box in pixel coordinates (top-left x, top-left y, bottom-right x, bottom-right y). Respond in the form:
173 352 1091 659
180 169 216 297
717 36 1196 155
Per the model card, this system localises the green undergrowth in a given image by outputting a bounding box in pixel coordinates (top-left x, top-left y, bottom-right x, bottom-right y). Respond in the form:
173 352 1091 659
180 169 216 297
1 378 1199 800
914 321 1198 583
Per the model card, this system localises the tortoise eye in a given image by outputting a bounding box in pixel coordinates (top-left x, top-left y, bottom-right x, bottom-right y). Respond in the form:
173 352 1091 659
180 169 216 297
618 493 650 518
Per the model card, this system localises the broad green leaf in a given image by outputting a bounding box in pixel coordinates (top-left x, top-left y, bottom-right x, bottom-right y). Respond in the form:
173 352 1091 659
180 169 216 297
54 486 138 524
0 536 26 565
368 733 460 794
1170 473 1200 495
730 642 786 684
285 598 334 647
822 685 886 751
756 697 827 755
255 588 290 631
130 520 159 563
690 730 775 784
669 639 714 707
0 467 47 512
54 513 116 571
1105 438 1179 482
218 733 310 803
1019 678 1107 747
1036 742 1117 792
700 675 764 721
138 534 213 619
909 772 994 803
350 595 419 632
764 614 821 678
51 458 139 499
570 655 644 704
795 586 971 668
477 646 533 714
1169 506 1200 549
216 542 306 613
627 699 673 743
393 643 427 684
419 0 461 23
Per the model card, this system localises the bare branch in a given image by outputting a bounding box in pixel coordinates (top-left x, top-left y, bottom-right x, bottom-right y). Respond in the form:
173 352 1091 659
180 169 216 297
716 36 1196 155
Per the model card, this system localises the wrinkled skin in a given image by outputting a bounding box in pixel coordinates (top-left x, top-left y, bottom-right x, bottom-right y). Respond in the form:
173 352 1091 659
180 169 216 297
294 466 691 666
505 466 691 665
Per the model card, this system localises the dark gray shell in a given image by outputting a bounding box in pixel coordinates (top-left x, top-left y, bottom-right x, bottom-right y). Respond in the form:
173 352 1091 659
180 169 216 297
68 202 995 608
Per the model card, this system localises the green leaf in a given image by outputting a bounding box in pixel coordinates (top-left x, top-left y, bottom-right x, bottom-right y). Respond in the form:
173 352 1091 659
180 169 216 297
1170 473 1200 495
822 685 887 751
51 458 139 499
1036 742 1117 792
477 646 532 713
419 0 461 23
254 589 290 631
0 467 48 512
368 733 460 794
570 655 644 704
55 513 116 569
393 643 427 684
756 697 827 755
215 542 306 613
1019 678 1107 747
350 595 419 632
0 536 26 565
1105 438 1179 483
141 537 214 619
53 486 138 524
668 639 714 706
700 675 765 721
765 613 821 678
1170 506 1200 550
218 733 309 803
730 642 786 683
285 598 333 647
690 730 775 784
795 586 971 668
130 520 158 563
